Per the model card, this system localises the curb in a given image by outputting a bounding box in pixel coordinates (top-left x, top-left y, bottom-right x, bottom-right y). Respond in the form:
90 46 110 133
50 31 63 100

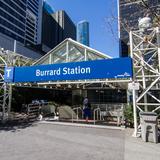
39 120 125 130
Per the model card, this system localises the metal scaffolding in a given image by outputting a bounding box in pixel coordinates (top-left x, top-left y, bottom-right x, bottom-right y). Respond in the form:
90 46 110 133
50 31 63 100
0 49 33 121
130 27 160 137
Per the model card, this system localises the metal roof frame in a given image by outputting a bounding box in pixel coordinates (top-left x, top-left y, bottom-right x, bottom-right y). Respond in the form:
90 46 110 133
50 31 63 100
34 38 111 65
33 38 130 87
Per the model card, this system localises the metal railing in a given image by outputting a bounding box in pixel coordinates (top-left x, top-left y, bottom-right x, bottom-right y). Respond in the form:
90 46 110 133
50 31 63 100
92 103 125 126
72 107 83 122
93 106 102 125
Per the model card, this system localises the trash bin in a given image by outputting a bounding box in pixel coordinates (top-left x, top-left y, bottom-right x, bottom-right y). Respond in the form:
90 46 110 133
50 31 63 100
140 112 158 143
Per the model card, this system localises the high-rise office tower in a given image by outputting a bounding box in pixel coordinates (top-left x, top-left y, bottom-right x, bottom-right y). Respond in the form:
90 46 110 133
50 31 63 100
25 0 43 45
0 1 76 57
52 10 76 45
41 1 55 52
0 0 43 45
42 8 76 52
77 20 90 46
43 0 54 14
41 9 76 52
118 0 160 57
0 0 43 58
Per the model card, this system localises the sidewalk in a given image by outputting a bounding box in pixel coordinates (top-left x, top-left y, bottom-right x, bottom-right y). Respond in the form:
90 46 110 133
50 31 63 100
125 128 160 160
40 120 124 130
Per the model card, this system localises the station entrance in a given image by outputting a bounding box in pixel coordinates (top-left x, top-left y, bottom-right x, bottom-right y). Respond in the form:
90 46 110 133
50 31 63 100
11 86 127 126
1 26 160 137
1 38 132 127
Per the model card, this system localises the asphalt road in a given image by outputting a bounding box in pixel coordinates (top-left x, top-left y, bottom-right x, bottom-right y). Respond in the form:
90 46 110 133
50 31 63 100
0 123 125 160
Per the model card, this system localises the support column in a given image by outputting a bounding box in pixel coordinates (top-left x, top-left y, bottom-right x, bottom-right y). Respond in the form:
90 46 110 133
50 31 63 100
140 32 147 111
141 56 148 111
130 31 138 137
132 83 138 137
156 27 160 72
2 83 7 122
8 84 12 115
66 41 69 62
84 48 87 61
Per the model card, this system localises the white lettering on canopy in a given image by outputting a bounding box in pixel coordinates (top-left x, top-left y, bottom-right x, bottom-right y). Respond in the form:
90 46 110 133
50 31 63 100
63 66 90 75
35 66 91 77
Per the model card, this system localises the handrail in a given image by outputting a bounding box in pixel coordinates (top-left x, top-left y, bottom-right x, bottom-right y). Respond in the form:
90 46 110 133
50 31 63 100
72 107 83 122
93 106 102 125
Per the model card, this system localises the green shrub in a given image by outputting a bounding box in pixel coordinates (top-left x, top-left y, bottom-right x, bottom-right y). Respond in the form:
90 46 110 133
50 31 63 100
124 104 134 127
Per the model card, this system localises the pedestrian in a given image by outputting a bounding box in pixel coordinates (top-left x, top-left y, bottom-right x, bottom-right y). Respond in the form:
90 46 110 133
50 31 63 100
83 97 91 122
83 97 88 108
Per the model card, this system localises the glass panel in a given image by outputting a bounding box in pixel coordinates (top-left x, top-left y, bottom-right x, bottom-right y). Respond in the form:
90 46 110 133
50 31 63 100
35 40 107 66
50 44 67 64
87 51 104 60
55 44 66 57
68 44 85 62
36 57 49 65
69 44 84 55
54 57 66 64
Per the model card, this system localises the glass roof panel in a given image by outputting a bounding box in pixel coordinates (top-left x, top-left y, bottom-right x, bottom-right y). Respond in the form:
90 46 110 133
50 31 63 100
87 51 105 60
36 57 49 65
34 38 110 66
68 44 85 62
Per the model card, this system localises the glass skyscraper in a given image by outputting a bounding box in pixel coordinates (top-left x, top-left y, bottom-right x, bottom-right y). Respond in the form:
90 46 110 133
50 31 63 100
0 0 76 58
43 1 54 14
0 0 43 46
77 20 89 46
52 10 76 45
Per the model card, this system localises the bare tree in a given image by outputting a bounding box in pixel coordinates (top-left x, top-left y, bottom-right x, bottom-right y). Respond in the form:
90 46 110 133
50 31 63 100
105 0 160 40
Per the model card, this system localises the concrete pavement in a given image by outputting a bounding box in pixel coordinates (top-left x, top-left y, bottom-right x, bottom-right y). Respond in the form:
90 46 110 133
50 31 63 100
125 129 160 160
0 122 159 160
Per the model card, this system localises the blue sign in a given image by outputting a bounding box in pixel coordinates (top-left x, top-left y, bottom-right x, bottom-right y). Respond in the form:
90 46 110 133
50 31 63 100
4 57 133 83
4 67 14 83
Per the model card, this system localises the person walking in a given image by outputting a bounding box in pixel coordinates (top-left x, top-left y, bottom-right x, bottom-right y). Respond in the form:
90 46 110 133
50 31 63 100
83 97 91 122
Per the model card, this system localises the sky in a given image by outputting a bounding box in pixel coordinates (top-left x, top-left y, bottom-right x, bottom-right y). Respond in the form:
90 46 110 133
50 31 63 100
46 0 119 58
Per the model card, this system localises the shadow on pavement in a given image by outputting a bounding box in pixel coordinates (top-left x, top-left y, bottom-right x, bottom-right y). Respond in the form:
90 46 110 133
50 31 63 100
0 121 38 132
158 128 160 143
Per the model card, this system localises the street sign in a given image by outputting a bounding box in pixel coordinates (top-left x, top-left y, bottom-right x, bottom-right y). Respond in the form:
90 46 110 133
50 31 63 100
128 82 140 90
4 57 133 83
